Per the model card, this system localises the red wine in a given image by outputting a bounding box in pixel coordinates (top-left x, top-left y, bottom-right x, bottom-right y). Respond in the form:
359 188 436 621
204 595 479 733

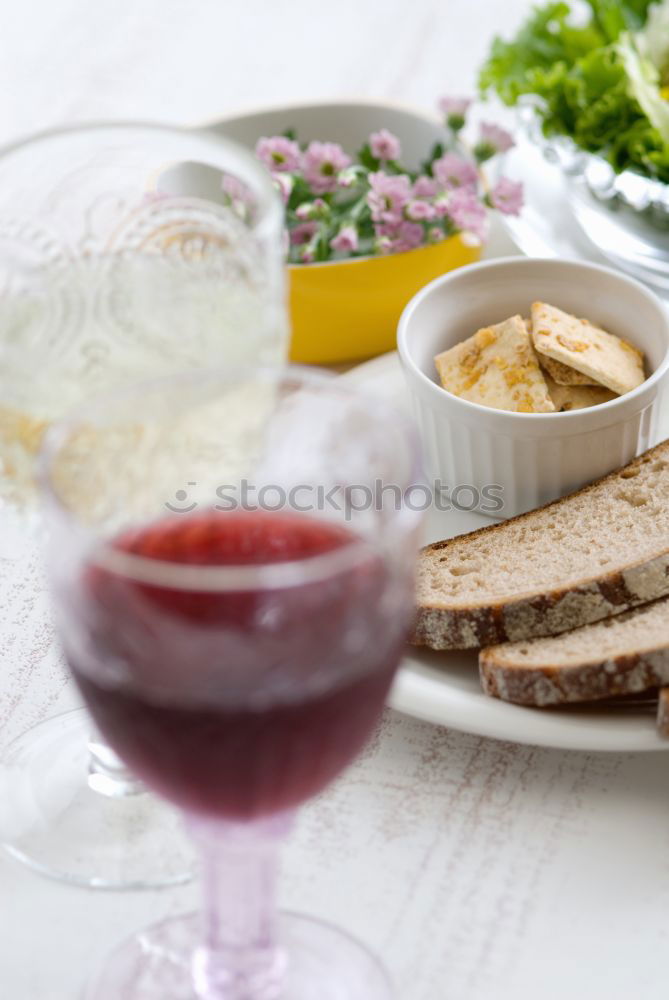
67 512 405 820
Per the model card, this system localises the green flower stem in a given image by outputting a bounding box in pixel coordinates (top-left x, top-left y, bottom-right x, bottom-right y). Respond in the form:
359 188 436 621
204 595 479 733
347 194 370 223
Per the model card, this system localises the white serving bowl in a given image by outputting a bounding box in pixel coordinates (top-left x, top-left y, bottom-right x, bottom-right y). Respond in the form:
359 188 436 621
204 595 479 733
397 257 669 518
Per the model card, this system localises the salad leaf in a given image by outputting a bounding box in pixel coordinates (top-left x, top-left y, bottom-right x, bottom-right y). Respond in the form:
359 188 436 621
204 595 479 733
479 3 604 105
639 0 669 82
585 0 655 41
479 0 669 183
618 33 669 144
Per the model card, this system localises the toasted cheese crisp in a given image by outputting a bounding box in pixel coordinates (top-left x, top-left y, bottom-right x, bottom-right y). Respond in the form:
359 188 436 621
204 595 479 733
544 376 616 412
434 315 555 413
523 319 596 386
530 302 645 396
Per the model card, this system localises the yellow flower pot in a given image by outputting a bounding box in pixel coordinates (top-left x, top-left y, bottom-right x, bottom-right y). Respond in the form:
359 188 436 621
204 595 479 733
288 236 480 364
203 100 484 363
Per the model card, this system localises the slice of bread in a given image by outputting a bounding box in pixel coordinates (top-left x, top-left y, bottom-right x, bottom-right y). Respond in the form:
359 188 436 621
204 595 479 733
657 688 669 737
412 440 669 650
478 596 669 706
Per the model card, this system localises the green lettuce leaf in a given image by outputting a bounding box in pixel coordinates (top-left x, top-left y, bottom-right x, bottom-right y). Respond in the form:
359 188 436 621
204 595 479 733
479 3 604 105
479 0 669 182
618 33 669 144
639 0 669 82
585 0 655 41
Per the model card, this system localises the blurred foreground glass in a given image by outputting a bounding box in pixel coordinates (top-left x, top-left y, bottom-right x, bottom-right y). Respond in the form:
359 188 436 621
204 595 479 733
40 366 423 1000
0 123 287 887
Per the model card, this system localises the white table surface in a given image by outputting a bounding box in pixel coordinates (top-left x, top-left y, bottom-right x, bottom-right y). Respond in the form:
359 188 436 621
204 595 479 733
2 2 669 998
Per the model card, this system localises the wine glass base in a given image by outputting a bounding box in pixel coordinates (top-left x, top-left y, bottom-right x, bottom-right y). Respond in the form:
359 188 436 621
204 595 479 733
0 709 194 889
84 910 394 999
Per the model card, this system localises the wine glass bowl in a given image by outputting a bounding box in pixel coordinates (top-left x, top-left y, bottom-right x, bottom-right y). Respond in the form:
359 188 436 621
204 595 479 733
41 366 423 999
0 121 287 889
67 509 403 822
0 122 286 506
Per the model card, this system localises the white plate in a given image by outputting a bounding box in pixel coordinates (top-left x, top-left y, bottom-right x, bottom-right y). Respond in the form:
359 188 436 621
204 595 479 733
342 351 669 752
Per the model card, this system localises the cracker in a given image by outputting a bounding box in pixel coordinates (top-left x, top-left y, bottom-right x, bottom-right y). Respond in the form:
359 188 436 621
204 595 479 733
435 315 555 413
530 302 644 396
539 354 601 387
544 376 617 412
523 318 595 388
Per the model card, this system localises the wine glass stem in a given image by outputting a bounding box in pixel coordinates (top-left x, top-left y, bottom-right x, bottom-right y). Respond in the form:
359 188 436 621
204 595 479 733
188 810 294 1000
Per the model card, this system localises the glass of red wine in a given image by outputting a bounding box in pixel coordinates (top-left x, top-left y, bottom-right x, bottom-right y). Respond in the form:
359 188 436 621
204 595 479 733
0 121 287 889
39 365 423 1000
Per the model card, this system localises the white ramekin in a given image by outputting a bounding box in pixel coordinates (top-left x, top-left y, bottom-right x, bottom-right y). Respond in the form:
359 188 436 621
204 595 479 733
397 257 669 518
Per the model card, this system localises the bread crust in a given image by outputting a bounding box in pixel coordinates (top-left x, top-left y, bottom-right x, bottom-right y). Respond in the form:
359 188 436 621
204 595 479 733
479 643 669 707
412 440 669 650
657 688 669 738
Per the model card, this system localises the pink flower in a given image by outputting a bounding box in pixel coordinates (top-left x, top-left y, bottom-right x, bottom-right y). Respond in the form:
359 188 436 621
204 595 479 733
445 188 488 243
374 221 424 254
489 177 524 216
438 96 473 120
475 122 515 160
432 193 451 219
338 166 363 189
220 174 253 218
395 221 425 252
221 174 251 201
330 225 359 253
303 141 351 194
374 234 393 254
290 222 319 246
369 128 401 162
413 176 438 198
427 226 445 243
256 136 302 173
367 171 412 224
432 153 478 191
405 199 436 222
295 198 329 221
273 173 293 204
